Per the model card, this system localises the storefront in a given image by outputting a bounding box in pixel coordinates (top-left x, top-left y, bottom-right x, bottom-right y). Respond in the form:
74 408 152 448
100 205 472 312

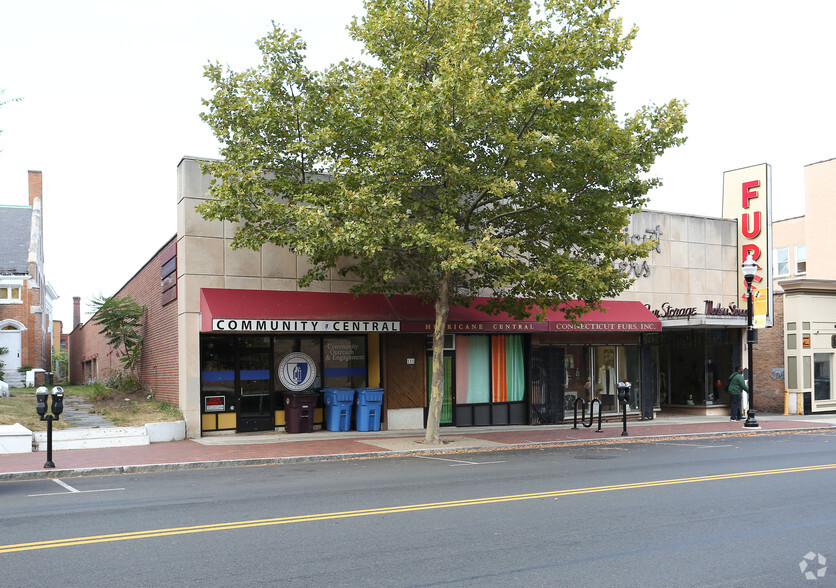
69 158 757 438
197 288 661 433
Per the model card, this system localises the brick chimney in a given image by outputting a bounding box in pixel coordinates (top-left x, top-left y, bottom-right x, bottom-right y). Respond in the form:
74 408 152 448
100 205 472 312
28 170 43 229
73 296 81 328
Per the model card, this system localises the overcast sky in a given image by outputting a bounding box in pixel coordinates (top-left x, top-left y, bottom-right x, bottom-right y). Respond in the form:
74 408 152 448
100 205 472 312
1 0 835 328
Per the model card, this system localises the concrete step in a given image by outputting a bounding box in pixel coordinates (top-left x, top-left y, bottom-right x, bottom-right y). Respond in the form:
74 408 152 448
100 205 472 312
0 423 34 453
33 426 150 451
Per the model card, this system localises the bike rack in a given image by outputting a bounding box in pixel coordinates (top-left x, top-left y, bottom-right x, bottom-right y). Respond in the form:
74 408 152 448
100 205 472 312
572 397 602 432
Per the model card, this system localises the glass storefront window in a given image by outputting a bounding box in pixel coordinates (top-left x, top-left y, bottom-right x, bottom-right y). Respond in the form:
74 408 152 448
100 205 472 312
456 335 490 404
323 336 367 388
564 345 590 406
814 354 832 401
594 346 618 410
200 336 236 412
592 345 640 411
454 335 525 404
273 337 323 392
787 356 798 389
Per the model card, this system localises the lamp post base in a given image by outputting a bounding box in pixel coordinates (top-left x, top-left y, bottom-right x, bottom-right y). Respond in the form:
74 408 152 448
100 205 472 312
743 409 760 428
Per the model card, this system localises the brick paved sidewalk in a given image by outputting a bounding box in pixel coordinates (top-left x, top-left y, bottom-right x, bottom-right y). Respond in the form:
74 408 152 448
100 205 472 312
1 416 832 481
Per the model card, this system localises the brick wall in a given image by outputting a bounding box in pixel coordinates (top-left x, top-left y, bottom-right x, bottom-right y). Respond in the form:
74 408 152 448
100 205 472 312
69 238 180 405
753 292 786 413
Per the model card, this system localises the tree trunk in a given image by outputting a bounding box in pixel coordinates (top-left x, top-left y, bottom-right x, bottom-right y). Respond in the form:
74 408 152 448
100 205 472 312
425 272 452 445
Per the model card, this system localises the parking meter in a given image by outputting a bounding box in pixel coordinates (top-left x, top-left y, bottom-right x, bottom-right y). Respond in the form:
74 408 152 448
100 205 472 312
617 381 631 403
36 386 49 417
617 380 631 437
51 386 64 416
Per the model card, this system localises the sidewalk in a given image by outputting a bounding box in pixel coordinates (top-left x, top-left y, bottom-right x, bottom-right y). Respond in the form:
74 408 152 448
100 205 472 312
2 413 834 481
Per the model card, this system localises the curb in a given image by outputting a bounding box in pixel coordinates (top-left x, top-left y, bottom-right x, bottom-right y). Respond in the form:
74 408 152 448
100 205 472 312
2 425 832 482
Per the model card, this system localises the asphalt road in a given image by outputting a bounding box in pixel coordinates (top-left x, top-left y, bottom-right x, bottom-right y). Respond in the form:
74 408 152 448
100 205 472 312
2 431 836 587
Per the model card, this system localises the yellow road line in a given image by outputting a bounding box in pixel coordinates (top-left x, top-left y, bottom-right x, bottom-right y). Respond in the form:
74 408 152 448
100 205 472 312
3 462 835 554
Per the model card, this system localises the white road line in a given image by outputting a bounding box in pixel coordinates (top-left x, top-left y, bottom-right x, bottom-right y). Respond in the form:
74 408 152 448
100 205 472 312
52 479 79 492
653 442 728 448
412 455 505 466
28 488 125 498
28 480 126 497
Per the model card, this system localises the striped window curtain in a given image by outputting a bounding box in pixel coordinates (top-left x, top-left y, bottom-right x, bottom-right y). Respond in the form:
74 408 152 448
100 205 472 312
506 335 525 401
491 336 507 401
491 335 525 402
460 335 490 404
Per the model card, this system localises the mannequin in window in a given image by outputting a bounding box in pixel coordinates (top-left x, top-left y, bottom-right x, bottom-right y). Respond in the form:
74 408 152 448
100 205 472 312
597 352 616 409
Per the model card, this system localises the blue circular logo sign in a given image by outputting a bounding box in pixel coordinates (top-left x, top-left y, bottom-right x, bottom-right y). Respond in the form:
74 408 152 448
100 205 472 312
278 352 317 391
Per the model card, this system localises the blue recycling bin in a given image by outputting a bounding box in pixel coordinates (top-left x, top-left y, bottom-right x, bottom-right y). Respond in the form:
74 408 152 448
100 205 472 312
323 388 355 432
355 387 384 432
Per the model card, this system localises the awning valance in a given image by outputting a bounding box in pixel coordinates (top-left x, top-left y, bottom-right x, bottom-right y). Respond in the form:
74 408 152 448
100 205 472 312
200 289 661 334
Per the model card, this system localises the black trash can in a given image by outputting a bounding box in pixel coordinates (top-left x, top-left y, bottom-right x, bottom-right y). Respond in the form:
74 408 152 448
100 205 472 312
284 390 319 434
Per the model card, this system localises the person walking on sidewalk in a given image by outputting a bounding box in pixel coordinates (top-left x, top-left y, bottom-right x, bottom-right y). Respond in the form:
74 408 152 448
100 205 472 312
728 366 748 421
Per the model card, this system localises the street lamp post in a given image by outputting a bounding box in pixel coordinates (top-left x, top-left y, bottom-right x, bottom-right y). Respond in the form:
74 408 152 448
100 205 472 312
742 253 759 428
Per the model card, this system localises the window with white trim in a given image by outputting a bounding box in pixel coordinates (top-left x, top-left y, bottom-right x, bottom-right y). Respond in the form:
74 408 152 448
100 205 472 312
0 286 21 303
795 244 807 275
774 247 789 277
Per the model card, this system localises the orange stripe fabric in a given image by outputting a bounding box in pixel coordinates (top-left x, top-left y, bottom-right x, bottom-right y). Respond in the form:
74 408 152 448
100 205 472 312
491 335 507 402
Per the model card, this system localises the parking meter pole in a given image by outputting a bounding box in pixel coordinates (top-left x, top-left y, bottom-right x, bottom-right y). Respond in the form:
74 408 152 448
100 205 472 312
621 400 628 436
44 416 55 468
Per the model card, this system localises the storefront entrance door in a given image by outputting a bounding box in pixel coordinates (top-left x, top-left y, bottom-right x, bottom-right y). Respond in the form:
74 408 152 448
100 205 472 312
237 349 273 432
425 352 455 426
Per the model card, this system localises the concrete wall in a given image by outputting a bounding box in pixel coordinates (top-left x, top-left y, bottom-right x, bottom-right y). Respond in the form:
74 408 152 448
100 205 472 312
617 211 741 317
176 157 364 435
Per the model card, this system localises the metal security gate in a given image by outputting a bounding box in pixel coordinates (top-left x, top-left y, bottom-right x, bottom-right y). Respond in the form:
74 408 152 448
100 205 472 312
530 346 565 424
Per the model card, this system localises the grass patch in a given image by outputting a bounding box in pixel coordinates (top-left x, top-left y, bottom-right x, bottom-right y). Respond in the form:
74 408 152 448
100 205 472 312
0 384 183 430
0 389 68 431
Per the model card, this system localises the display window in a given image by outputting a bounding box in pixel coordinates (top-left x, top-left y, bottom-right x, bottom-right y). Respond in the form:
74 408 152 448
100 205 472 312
454 335 525 404
200 334 368 432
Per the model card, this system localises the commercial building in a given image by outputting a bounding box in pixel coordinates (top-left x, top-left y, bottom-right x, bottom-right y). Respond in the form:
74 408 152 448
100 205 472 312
771 158 836 413
0 171 58 386
70 157 753 436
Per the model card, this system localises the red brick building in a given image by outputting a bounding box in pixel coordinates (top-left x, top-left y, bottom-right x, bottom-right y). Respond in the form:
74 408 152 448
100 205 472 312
753 292 786 413
0 171 57 386
68 238 179 404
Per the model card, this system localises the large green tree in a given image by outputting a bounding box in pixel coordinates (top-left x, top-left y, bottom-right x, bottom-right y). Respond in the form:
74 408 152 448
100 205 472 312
199 0 687 444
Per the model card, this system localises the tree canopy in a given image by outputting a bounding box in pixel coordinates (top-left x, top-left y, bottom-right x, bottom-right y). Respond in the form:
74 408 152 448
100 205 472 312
198 0 687 443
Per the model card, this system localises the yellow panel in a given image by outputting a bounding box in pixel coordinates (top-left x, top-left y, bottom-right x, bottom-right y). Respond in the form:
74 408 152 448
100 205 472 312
274 410 286 426
315 407 324 423
368 333 381 387
202 413 217 431
217 412 237 430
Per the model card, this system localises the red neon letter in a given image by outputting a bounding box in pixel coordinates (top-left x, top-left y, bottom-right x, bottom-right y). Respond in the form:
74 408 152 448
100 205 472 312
741 212 761 239
742 243 760 262
742 180 759 208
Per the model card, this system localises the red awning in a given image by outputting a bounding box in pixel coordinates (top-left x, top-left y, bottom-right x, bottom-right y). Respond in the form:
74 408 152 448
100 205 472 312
545 300 661 333
200 289 660 333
